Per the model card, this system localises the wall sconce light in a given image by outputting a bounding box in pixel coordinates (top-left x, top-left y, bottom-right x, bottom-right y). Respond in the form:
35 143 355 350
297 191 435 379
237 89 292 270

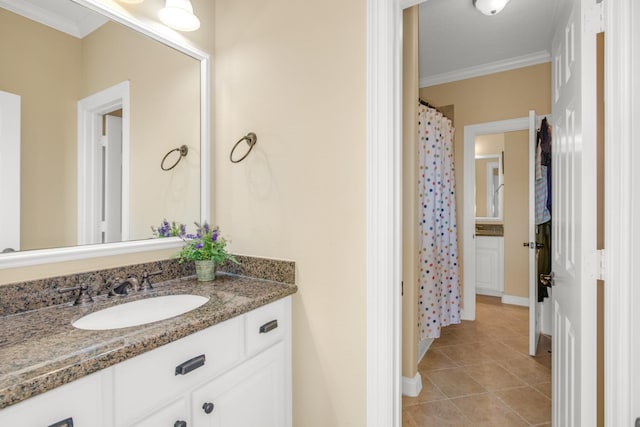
159 0 200 31
473 0 511 15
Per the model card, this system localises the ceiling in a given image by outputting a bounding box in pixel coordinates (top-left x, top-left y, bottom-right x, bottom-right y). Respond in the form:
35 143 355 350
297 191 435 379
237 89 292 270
419 0 560 87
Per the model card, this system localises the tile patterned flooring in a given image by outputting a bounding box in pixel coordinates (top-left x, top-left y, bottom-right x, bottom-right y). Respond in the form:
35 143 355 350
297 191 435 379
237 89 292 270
403 296 552 427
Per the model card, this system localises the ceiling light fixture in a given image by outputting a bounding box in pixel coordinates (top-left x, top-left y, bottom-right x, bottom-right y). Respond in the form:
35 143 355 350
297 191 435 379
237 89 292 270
159 0 201 32
473 0 511 16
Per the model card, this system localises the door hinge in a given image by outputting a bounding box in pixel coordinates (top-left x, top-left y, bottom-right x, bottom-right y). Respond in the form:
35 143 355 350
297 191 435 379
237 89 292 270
596 249 606 281
585 1 605 34
401 281 404 297
100 135 108 148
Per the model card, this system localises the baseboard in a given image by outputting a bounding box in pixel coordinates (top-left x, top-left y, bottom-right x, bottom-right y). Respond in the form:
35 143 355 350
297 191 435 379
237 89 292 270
501 294 529 307
418 338 433 364
402 371 423 397
476 288 503 297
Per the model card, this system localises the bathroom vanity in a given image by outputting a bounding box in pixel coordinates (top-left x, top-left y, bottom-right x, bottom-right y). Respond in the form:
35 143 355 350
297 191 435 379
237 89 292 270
0 268 296 427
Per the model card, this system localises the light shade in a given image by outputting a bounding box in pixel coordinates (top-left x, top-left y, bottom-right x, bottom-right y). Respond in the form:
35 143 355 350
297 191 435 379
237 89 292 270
159 0 200 31
473 0 511 15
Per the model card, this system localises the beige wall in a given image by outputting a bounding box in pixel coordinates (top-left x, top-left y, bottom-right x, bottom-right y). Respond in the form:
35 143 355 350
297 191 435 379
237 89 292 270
420 63 551 292
0 9 81 250
213 1 366 426
503 130 529 298
402 6 420 381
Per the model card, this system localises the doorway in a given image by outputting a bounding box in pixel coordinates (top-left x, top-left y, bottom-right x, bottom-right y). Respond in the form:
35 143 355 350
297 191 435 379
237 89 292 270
77 81 130 245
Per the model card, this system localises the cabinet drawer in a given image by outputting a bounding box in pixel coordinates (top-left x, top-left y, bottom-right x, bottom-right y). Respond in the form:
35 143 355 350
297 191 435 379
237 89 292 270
0 370 107 427
245 298 289 357
114 315 244 426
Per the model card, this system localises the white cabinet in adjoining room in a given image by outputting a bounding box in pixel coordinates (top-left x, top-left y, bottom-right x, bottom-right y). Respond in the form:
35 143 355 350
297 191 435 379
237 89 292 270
475 235 504 296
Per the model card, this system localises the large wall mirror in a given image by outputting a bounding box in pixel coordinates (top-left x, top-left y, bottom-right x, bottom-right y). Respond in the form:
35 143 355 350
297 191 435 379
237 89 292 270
474 133 504 221
0 0 210 268
474 155 503 219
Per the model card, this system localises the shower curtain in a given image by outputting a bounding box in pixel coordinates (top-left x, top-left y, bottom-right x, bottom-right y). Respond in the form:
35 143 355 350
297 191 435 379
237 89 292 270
417 103 461 340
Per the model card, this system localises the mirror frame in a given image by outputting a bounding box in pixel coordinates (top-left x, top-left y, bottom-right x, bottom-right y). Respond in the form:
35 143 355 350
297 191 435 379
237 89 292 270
0 0 210 269
474 154 503 221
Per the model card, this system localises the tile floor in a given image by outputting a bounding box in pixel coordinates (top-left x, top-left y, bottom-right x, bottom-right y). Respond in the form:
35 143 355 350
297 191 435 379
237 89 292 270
403 295 552 427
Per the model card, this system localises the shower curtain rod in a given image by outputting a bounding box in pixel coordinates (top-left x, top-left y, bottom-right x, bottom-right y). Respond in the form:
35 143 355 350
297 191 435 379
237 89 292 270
419 98 444 115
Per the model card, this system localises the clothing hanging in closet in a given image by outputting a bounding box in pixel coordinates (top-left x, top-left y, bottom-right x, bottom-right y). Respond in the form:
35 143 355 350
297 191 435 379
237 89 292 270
536 117 552 302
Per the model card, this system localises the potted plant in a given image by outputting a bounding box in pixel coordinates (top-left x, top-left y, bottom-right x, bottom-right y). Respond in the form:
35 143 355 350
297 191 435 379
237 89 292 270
176 222 238 281
151 219 186 238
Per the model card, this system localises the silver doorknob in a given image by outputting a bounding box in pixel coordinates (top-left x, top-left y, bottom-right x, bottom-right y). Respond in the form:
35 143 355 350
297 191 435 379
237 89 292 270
523 242 545 249
540 272 555 287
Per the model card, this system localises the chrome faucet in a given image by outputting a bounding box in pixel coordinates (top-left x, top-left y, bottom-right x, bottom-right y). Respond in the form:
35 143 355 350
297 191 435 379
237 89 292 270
108 276 139 296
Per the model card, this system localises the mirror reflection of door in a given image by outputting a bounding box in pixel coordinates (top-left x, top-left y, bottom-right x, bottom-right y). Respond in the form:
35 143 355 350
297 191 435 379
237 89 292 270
0 90 21 252
77 81 129 246
104 113 123 243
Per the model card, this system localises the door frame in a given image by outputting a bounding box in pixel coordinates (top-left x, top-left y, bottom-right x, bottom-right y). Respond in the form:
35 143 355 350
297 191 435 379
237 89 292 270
77 81 130 245
366 1 634 426
603 0 638 424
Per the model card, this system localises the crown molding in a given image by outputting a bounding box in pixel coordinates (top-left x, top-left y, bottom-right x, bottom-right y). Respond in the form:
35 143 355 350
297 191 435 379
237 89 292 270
420 50 551 88
0 0 107 38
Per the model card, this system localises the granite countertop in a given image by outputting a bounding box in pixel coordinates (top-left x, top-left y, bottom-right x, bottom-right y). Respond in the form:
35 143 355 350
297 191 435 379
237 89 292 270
0 273 297 409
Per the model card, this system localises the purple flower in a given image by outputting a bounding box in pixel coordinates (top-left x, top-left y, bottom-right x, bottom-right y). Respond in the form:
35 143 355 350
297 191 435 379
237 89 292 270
211 231 218 242
195 242 203 249
203 222 210 234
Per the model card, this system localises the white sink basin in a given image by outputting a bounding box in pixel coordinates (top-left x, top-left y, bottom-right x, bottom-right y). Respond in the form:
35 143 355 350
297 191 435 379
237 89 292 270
72 295 209 331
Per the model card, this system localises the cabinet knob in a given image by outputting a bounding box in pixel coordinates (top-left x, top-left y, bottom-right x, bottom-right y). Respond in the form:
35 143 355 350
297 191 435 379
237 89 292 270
202 402 215 414
174 421 187 427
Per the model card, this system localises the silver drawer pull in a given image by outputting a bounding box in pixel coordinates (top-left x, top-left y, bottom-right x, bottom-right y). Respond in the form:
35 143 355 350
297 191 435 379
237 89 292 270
175 354 206 375
48 418 73 427
259 319 278 334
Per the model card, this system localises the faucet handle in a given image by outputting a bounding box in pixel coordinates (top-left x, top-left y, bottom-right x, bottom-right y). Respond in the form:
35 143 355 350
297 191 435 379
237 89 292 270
58 283 94 306
140 270 163 291
127 276 140 292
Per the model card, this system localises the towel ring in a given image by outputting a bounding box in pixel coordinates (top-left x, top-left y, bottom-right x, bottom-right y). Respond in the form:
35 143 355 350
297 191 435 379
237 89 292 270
161 145 188 171
230 132 257 163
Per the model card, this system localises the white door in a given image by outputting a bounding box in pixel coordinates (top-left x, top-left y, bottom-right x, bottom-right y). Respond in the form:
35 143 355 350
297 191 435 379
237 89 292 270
528 110 539 356
0 91 20 252
104 115 122 243
550 0 598 425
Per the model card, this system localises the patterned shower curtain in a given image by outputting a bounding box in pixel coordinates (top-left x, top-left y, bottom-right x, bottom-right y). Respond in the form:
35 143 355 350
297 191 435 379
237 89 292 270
417 103 461 340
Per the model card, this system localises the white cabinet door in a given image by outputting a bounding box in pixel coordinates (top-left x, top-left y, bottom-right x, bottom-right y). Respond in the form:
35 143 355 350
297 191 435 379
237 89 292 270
130 397 190 427
475 236 504 296
0 370 107 427
192 342 286 427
